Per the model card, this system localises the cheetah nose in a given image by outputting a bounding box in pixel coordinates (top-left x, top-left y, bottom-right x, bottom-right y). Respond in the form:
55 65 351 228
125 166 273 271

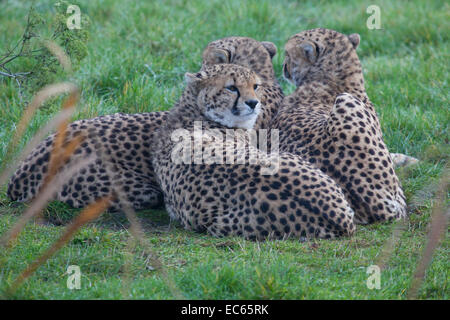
245 99 259 110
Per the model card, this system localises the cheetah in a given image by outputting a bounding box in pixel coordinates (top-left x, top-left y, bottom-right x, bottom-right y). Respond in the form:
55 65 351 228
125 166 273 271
7 37 283 211
202 37 284 129
7 112 167 210
152 63 356 240
271 28 408 224
281 28 418 169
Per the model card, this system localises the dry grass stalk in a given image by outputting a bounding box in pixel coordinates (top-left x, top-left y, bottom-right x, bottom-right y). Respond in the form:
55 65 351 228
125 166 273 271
0 38 182 297
0 108 76 188
39 90 81 192
43 40 72 73
6 195 112 295
0 155 95 248
407 169 449 299
121 205 184 299
101 165 184 299
0 40 76 187
375 219 408 270
90 136 183 298
0 82 78 187
0 83 80 244
0 88 84 247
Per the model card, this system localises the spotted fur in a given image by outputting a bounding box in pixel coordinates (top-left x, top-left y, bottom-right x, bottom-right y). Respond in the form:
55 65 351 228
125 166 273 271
202 36 284 129
7 37 283 211
7 112 166 210
272 28 407 224
153 64 356 240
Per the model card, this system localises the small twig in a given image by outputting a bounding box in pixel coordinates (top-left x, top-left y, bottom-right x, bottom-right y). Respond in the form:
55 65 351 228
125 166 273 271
0 4 42 94
0 71 14 77
0 68 31 78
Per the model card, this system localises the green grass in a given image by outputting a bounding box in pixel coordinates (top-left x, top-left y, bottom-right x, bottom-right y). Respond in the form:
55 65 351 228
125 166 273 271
0 0 448 299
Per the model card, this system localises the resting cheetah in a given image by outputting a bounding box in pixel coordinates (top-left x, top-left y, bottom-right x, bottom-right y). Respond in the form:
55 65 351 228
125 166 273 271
7 112 167 210
272 28 407 224
281 28 418 169
152 64 356 240
202 37 283 129
7 37 282 211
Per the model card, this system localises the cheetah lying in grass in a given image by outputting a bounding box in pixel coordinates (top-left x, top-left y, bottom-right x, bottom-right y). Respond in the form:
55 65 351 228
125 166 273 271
7 112 167 210
7 37 282 211
7 32 414 223
272 28 408 224
202 36 414 169
152 64 356 240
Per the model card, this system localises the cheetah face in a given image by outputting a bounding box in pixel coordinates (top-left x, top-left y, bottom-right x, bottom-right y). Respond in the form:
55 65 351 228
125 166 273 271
283 28 361 87
201 37 277 81
202 38 276 66
185 64 262 129
283 39 320 86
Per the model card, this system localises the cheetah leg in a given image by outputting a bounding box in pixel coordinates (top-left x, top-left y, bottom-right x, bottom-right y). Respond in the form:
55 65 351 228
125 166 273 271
326 93 407 224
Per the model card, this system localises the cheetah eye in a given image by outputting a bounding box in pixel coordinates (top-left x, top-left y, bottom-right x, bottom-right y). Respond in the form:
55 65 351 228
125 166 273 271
226 85 238 92
253 84 259 90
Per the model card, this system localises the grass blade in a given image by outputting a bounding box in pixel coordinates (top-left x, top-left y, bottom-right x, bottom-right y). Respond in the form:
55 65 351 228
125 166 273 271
407 170 449 299
5 195 112 295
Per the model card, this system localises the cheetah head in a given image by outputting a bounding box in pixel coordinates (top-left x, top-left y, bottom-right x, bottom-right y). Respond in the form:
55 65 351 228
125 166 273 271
283 28 361 86
185 64 262 129
201 37 277 81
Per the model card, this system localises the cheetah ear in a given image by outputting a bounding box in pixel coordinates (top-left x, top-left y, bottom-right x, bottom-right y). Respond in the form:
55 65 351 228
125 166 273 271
348 33 360 49
185 71 207 86
261 41 277 59
299 42 317 63
202 48 230 65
